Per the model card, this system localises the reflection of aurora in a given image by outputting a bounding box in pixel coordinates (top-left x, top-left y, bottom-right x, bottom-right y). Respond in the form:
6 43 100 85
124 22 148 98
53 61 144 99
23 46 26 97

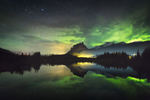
91 73 150 86
0 65 150 100
37 65 150 88
35 71 150 99
46 72 150 88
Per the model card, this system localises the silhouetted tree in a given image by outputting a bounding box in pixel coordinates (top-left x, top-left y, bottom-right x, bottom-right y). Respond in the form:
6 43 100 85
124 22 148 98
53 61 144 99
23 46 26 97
142 46 150 62
136 49 141 60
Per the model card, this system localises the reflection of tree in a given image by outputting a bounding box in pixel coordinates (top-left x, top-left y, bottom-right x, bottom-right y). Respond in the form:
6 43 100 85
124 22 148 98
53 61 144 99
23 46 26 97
32 62 41 73
0 63 32 75
0 62 42 75
131 64 150 82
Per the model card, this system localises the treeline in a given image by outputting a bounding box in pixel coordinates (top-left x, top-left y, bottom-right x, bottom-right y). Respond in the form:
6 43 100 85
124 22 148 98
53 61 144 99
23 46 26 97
96 46 150 63
130 46 150 62
0 51 41 64
0 46 150 66
0 46 150 79
96 51 129 62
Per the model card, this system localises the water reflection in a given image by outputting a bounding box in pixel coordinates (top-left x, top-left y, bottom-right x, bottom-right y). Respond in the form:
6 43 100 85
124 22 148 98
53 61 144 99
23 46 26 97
0 64 150 100
69 62 138 78
0 62 150 81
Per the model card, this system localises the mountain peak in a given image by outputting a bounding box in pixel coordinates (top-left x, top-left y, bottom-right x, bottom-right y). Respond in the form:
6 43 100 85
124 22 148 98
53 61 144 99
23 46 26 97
66 42 88 54
92 42 127 50
115 42 126 45
103 42 114 45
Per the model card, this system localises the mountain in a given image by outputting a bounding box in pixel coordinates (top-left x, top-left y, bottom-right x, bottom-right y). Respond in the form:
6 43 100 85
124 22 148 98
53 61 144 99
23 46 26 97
65 63 149 79
67 41 150 56
91 42 127 50
66 42 88 54
90 41 150 55
92 42 115 50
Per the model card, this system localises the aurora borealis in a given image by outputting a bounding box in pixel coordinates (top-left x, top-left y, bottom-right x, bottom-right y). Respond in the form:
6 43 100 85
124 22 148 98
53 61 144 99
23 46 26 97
0 0 150 54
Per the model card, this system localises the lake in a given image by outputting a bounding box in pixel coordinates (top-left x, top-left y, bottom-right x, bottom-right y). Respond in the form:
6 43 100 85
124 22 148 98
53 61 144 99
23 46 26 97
0 62 150 100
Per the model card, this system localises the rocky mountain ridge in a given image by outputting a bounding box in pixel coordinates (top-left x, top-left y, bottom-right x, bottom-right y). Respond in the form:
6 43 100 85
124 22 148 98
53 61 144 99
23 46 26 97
66 42 88 54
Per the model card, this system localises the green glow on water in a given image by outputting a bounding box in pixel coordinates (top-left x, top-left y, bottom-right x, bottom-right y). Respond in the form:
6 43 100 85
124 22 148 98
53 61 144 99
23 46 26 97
90 72 106 78
91 73 150 86
54 76 81 87
126 76 150 86
0 65 150 100
89 73 150 99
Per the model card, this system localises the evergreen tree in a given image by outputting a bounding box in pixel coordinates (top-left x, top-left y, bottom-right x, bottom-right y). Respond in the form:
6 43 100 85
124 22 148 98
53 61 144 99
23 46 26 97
142 46 150 61
136 50 141 59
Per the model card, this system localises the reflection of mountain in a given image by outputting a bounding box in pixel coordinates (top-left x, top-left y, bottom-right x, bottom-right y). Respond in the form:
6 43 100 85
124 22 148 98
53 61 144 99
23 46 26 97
0 60 150 81
69 41 150 56
65 64 88 77
65 62 150 81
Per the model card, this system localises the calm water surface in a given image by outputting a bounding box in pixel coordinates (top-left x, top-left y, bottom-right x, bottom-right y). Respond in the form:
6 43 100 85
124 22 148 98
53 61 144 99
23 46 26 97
0 63 150 100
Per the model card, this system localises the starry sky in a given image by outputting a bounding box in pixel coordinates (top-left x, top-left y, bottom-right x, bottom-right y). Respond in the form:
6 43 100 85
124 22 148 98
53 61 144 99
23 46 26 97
0 0 150 54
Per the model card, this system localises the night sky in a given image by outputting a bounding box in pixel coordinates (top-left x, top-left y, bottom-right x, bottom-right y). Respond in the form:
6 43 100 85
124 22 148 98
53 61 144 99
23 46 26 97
0 0 150 54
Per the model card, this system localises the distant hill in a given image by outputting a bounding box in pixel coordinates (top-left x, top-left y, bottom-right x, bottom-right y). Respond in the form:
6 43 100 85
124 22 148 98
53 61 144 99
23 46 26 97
0 47 14 55
0 47 17 62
